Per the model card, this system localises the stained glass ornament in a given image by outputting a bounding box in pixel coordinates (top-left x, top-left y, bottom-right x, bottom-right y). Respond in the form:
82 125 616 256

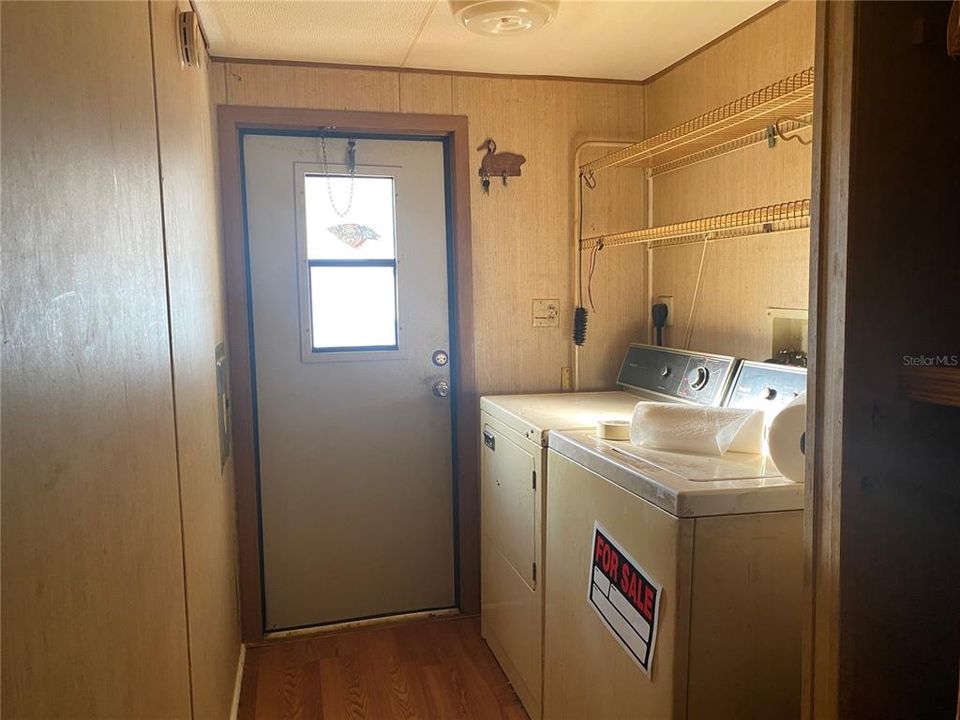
328 223 380 249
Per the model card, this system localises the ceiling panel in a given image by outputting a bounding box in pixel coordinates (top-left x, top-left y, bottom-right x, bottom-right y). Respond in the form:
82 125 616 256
195 1 438 67
196 0 777 82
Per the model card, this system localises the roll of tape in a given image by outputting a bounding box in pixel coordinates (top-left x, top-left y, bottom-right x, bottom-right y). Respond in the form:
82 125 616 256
596 419 631 440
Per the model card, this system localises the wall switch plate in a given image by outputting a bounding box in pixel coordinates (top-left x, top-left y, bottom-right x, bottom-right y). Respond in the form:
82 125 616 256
656 295 674 326
533 298 560 327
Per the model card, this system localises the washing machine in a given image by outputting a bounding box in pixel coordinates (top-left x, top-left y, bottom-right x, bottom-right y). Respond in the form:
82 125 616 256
542 361 807 720
480 344 739 720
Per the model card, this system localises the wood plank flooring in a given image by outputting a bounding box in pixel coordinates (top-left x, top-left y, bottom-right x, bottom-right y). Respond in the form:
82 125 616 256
238 615 529 719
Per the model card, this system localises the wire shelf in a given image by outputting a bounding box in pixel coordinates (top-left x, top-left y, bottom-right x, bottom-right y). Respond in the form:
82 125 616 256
650 114 813 177
579 199 811 251
580 67 815 176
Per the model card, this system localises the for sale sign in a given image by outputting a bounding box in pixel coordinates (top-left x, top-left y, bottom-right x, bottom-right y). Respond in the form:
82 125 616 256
587 522 662 676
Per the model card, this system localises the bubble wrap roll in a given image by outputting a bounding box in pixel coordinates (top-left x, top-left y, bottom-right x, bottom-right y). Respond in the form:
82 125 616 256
629 402 764 456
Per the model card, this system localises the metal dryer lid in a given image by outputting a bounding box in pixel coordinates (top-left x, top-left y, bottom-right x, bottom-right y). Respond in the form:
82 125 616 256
480 391 640 445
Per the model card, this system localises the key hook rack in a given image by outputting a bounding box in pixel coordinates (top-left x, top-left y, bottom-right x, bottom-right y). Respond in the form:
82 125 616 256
478 138 526 193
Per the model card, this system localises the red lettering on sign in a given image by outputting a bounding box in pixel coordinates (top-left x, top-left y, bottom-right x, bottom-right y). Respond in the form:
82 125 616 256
607 546 619 579
615 562 655 623
595 535 618 580
595 539 619 581
642 586 655 621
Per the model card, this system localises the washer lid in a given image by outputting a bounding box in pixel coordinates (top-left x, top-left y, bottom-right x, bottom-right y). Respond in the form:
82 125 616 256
548 430 803 517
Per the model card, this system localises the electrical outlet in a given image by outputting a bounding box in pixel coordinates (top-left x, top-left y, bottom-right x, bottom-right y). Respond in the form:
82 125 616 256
656 296 674 326
533 298 560 327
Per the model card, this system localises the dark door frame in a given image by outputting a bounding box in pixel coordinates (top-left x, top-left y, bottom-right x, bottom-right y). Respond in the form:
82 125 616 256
805 2 960 717
216 106 477 642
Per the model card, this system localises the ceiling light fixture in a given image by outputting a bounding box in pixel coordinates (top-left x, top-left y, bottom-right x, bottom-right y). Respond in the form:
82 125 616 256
449 0 559 36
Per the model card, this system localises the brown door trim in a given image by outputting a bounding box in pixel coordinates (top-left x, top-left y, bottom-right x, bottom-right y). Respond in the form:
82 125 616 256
217 106 477 642
802 2 855 716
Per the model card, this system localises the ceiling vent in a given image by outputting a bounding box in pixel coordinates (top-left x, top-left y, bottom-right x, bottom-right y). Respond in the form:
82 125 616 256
449 0 559 36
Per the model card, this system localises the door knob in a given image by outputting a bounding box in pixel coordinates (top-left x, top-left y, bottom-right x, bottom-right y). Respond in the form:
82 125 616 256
432 380 450 398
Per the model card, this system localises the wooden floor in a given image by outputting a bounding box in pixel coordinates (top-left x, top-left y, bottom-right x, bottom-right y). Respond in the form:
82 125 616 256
238 615 529 719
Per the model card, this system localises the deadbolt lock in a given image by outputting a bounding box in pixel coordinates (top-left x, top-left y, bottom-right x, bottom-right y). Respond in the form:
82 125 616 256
432 350 449 367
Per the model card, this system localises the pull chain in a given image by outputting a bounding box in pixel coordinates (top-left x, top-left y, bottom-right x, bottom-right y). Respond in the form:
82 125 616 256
320 135 357 218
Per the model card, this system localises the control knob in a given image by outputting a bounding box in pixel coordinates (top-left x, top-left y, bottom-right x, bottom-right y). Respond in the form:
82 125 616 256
690 366 710 390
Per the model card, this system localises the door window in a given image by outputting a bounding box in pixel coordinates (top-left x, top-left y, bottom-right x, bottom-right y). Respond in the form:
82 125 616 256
301 173 399 353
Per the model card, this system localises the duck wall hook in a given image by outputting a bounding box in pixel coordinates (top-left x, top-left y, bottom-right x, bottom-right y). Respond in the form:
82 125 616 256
477 138 526 194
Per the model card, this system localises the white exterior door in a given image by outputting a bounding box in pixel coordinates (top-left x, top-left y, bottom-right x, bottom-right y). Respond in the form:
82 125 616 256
242 133 455 631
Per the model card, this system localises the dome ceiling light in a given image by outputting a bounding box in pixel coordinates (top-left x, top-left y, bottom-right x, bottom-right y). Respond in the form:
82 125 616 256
449 0 559 36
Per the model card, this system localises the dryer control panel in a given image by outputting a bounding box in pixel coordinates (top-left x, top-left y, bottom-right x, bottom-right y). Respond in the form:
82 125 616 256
616 344 737 406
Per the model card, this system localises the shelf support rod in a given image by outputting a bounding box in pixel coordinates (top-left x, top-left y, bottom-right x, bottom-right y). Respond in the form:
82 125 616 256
571 139 636 392
646 167 655 344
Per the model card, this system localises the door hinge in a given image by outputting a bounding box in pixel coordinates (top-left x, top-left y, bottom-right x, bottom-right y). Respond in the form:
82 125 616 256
532 469 537 490
532 562 537 583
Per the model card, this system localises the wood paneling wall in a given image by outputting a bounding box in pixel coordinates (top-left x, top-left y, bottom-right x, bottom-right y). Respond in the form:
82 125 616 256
151 3 242 718
2 2 240 717
807 2 960 717
0 2 192 717
210 61 647 394
645 0 815 360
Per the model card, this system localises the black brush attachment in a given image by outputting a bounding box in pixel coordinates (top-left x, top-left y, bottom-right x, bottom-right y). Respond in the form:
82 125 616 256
573 306 588 346
652 302 669 346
